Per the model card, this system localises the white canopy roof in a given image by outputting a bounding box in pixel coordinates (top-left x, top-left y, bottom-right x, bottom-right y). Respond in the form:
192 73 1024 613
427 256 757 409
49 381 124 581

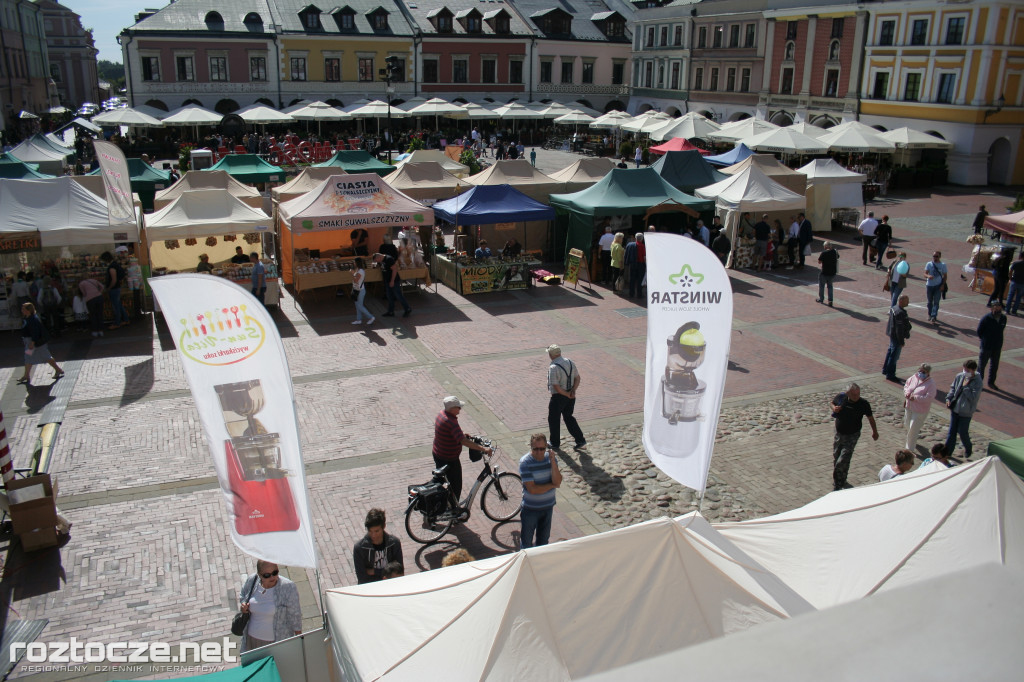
818 124 896 153
741 127 829 155
880 127 953 149
271 167 339 202
394 149 470 178
716 457 1024 609
278 173 433 231
797 158 868 184
162 104 222 126
585 563 1024 682
708 118 779 143
154 170 261 210
92 107 164 127
0 177 137 245
327 515 812 682
782 122 828 138
649 112 721 142
143 189 271 239
798 158 866 224
236 104 294 124
697 164 807 211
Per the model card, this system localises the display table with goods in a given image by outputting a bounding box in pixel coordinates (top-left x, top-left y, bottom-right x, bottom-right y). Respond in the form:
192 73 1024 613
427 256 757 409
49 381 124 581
55 254 138 320
292 251 428 296
150 254 281 307
433 253 540 295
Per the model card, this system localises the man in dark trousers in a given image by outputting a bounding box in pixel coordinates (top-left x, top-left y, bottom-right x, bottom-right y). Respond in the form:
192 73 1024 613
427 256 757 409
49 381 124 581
977 302 1006 390
432 396 491 504
374 251 411 318
797 213 813 268
753 214 772 271
972 205 988 235
352 508 403 584
883 294 912 381
546 344 585 451
830 383 879 491
816 240 839 306
1008 251 1024 316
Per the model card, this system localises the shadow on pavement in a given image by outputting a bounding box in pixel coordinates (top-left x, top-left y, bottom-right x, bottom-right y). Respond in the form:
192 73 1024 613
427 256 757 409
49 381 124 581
21 382 58 414
557 449 625 503
409 520 519 572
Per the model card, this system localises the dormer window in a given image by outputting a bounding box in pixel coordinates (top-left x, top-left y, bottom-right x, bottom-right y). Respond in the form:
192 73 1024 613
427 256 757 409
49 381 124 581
592 11 625 39
299 5 323 30
532 8 571 36
457 9 483 34
332 7 357 31
484 9 511 34
367 7 389 31
429 8 454 33
204 12 224 30
243 12 263 31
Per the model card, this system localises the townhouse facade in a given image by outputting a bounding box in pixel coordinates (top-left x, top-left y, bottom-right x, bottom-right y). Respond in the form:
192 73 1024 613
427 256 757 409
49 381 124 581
121 0 635 114
0 0 52 134
37 0 98 109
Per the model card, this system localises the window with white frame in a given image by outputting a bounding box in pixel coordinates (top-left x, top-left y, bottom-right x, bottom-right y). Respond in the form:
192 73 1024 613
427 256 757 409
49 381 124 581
141 55 160 81
730 24 740 48
453 57 468 83
582 61 594 84
872 71 889 99
482 57 496 84
290 57 306 81
879 20 895 46
903 72 922 100
175 55 194 81
674 25 682 46
358 57 374 82
710 67 719 90
249 55 266 81
740 67 750 92
644 61 653 87
325 57 341 82
670 62 680 89
935 72 956 103
209 55 228 81
824 68 839 97
910 19 928 45
713 25 723 47
745 23 756 47
660 26 668 46
697 26 707 48
945 16 965 45
422 57 438 83
694 67 703 90
726 67 735 91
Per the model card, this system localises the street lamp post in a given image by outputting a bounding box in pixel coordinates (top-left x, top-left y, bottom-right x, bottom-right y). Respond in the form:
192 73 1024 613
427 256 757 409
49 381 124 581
379 55 402 163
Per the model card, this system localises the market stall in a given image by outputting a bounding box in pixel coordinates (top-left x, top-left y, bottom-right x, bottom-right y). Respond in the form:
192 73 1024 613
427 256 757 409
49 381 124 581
695 165 806 269
0 152 52 179
550 168 715 264
385 162 467 203
722 154 807 195
985 210 1024 241
143 189 280 305
466 160 561 205
705 142 754 168
271 167 340 204
278 173 432 295
313 150 394 177
153 170 263 211
650 150 728 193
963 244 1016 296
8 134 75 175
431 185 551 294
650 138 712 156
797 159 867 234
206 153 285 185
89 157 171 212
547 157 615 194
394 150 470 178
0 176 139 328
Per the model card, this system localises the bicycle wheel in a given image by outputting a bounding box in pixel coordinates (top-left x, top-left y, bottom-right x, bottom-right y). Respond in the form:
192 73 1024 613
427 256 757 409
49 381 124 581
481 472 523 522
405 507 454 544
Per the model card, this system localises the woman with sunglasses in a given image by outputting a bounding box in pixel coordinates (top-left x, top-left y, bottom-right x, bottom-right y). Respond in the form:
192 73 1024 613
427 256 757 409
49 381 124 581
237 560 302 652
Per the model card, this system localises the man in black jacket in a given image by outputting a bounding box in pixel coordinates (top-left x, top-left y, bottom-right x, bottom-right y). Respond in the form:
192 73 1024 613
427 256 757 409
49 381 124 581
353 508 404 584
977 302 1006 390
797 213 813 268
883 294 911 381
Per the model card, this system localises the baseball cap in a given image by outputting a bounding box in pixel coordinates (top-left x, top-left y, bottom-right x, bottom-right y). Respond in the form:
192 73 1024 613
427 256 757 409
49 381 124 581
443 396 465 409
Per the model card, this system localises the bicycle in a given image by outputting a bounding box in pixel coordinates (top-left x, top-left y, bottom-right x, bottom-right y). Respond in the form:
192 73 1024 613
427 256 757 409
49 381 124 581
405 437 522 544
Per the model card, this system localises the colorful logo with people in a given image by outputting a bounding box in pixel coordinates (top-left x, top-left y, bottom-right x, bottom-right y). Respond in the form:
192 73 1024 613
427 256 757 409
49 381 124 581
178 303 266 366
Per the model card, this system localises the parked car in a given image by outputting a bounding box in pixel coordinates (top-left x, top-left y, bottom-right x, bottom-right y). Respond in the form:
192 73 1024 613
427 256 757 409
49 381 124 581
76 102 99 117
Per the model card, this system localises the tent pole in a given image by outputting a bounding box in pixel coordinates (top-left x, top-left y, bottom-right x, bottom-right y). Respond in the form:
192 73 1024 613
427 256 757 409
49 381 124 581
316 567 327 630
697 487 706 514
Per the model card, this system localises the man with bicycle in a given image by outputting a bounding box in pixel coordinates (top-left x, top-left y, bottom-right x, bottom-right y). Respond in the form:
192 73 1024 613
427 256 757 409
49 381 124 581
433 396 492 508
520 434 562 549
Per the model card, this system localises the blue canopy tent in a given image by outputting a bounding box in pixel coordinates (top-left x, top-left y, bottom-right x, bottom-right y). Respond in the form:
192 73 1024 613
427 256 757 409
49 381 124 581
705 143 754 167
432 184 554 294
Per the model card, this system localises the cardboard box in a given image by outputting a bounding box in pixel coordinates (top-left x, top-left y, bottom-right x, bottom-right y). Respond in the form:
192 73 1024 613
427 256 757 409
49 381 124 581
6 474 58 538
19 526 58 552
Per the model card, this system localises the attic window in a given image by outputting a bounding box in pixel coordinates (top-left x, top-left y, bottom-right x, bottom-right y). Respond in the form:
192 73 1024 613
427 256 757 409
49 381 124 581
332 8 356 30
485 9 510 34
205 11 224 29
429 8 454 33
368 9 389 31
300 7 323 30
457 9 483 33
243 12 263 29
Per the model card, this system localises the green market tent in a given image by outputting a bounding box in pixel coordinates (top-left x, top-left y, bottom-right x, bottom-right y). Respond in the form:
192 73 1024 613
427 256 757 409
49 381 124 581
989 437 1024 481
0 152 52 179
89 157 172 210
112 656 280 681
650 150 728 194
207 154 285 184
313 150 394 177
549 168 715 261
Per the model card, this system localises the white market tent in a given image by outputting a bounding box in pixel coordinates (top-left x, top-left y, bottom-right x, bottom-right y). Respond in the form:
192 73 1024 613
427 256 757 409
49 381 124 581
0 176 137 245
817 124 896 153
394 149 470 178
740 127 829 156
154 170 263 210
584 563 1024 682
715 457 1024 610
326 515 813 682
8 134 74 174
798 158 867 232
271 166 340 204
707 118 779 144
649 111 721 142
722 153 808 195
547 156 615 193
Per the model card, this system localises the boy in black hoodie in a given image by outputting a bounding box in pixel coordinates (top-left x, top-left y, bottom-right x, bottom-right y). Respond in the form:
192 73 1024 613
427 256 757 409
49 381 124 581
353 508 404 584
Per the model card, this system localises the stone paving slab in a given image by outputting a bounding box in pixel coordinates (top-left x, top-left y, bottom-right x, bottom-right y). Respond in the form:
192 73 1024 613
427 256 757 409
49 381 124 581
723 329 847 397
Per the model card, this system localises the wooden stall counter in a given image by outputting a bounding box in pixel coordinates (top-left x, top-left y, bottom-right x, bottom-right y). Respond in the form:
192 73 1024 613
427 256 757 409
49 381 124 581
293 261 430 295
434 254 540 295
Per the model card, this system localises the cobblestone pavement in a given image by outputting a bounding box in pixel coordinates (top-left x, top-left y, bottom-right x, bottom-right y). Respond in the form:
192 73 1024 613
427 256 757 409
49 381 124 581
0 162 1021 680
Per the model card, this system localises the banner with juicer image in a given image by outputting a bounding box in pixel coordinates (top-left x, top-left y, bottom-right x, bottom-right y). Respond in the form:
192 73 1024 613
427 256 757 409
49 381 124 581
642 233 733 494
150 274 318 569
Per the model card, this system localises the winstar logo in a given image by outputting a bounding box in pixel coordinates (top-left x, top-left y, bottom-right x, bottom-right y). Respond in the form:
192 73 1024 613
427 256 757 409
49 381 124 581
652 263 722 305
668 264 705 287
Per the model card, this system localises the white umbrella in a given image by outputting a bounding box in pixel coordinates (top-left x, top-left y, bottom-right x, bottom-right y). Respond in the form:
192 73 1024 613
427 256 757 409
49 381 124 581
288 100 351 136
818 126 896 153
880 127 953 149
340 98 372 114
18 110 38 120
783 122 828 138
461 102 498 120
396 96 429 112
132 104 169 120
649 112 720 142
92 107 165 127
554 112 596 125
707 118 779 143
162 104 222 140
282 100 312 114
46 106 71 115
566 102 604 117
589 110 632 130
493 102 539 119
740 127 829 155
348 100 407 118
621 111 672 133
535 102 577 119
236 103 294 124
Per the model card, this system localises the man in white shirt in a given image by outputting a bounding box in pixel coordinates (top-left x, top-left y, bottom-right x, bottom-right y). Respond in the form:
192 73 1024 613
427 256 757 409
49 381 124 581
787 216 800 267
598 224 615 285
696 220 710 247
858 211 879 266
879 449 915 482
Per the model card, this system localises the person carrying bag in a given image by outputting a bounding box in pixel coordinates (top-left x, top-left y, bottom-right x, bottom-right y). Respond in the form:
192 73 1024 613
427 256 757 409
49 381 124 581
231 574 258 636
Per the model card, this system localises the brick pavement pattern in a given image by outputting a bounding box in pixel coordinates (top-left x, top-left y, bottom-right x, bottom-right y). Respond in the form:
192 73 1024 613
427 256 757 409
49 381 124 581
0 178 1021 680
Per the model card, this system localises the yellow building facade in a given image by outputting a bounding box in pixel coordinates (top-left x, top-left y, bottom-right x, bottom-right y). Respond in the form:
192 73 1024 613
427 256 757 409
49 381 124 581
860 0 1023 185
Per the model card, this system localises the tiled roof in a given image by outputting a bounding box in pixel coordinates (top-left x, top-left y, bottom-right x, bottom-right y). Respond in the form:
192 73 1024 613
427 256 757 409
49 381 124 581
401 0 533 37
512 0 633 41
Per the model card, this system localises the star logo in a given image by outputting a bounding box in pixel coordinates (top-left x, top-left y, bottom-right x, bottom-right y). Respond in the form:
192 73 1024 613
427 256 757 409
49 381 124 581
668 264 704 287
